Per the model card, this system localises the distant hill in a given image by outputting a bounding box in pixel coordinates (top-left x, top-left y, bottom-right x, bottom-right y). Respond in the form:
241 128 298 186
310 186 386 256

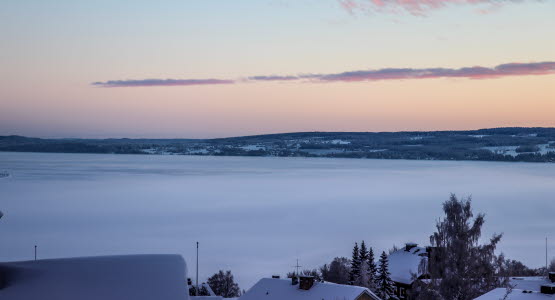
2 128 555 162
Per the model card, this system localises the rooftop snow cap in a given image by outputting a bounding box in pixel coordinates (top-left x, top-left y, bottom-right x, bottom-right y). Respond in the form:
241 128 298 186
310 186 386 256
405 243 418 251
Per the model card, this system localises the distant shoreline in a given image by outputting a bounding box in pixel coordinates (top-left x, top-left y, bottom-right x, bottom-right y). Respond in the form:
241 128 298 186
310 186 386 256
2 127 555 163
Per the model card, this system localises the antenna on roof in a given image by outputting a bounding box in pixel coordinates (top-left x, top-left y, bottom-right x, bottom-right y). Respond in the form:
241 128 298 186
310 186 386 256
292 259 302 276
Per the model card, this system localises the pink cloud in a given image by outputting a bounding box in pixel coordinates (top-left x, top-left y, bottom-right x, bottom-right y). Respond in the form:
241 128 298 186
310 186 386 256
338 0 532 15
92 79 235 87
92 62 555 87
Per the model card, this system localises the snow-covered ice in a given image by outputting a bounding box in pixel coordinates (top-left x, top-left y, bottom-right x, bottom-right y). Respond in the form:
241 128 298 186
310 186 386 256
0 152 554 289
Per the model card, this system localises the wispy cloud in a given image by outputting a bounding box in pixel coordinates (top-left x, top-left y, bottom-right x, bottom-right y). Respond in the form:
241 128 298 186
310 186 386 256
92 79 235 87
92 62 555 87
337 0 534 16
313 62 555 81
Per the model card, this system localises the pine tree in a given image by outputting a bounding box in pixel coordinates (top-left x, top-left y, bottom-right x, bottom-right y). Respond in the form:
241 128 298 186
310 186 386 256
366 247 378 291
349 242 361 285
376 251 396 300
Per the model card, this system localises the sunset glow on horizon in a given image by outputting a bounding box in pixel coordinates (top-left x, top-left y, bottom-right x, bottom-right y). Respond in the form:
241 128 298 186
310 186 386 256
1 0 554 138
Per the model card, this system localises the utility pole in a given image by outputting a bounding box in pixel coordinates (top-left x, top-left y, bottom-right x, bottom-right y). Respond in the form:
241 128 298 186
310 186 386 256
547 237 549 277
196 242 199 296
34 245 37 261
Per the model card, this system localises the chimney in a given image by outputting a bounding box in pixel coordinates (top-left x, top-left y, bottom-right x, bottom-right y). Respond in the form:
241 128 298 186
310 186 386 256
405 243 418 252
299 276 315 290
291 276 299 285
540 284 555 295
272 275 280 279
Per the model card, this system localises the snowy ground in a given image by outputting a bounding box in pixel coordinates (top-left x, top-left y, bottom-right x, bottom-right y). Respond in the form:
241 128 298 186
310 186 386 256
0 152 554 289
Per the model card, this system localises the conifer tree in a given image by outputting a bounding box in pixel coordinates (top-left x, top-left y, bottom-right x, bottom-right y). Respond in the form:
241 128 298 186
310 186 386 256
366 247 378 290
355 241 369 287
349 242 361 285
376 251 396 300
359 241 369 263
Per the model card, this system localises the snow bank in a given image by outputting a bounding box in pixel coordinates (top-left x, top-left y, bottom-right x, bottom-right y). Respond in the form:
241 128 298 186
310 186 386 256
240 278 379 300
0 254 188 300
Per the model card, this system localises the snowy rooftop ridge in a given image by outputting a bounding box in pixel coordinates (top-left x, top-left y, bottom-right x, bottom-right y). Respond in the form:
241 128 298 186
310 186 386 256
0 254 189 300
239 277 380 300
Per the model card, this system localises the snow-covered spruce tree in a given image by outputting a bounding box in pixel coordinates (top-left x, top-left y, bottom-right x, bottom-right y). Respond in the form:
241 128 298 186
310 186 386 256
354 241 370 287
376 251 397 300
356 241 378 289
366 247 378 291
417 194 504 300
349 242 361 285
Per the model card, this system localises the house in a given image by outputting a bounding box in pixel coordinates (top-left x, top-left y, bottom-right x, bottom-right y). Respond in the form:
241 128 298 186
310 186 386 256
473 287 554 300
0 254 189 300
474 276 555 300
388 243 430 299
239 276 381 300
510 277 554 292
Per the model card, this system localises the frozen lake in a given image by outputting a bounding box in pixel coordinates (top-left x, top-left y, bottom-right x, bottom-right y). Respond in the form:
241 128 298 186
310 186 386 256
0 152 554 289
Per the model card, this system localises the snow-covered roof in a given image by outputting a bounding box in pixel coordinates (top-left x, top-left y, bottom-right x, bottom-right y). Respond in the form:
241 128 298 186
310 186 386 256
510 277 553 292
0 254 189 300
239 278 380 300
474 288 554 300
388 245 428 285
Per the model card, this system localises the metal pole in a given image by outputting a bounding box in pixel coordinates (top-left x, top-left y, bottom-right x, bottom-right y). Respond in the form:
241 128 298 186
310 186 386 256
34 245 37 261
196 242 199 296
547 237 549 277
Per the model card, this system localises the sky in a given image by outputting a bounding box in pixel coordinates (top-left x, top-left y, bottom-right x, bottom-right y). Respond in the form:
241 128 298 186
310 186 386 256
1 0 554 138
